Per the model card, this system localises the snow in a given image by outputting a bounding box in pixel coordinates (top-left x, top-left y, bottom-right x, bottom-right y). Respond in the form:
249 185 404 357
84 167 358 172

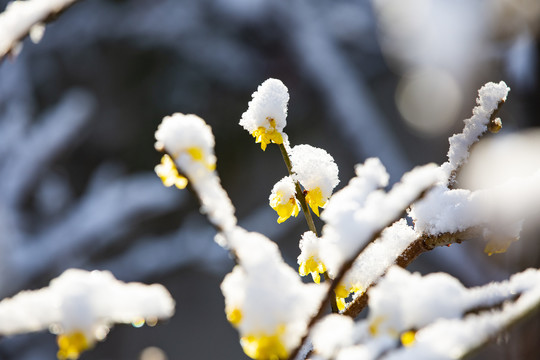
411 169 540 241
441 81 510 178
0 0 77 59
409 186 474 235
322 158 388 224
221 227 326 357
320 162 440 273
311 314 355 359
290 144 340 204
240 78 289 135
343 219 418 304
155 113 237 233
368 267 467 335
310 267 540 360
0 269 174 339
154 112 217 175
382 269 540 360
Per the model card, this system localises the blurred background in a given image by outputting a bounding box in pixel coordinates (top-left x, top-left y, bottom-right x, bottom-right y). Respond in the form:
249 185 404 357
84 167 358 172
0 0 539 359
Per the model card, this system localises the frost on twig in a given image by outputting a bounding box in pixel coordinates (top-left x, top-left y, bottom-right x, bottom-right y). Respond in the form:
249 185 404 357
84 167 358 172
0 0 80 61
441 81 510 187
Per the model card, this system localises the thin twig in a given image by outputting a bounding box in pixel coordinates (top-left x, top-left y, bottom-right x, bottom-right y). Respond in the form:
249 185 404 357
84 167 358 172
278 143 318 235
448 99 506 189
341 228 482 317
323 272 339 313
279 143 339 314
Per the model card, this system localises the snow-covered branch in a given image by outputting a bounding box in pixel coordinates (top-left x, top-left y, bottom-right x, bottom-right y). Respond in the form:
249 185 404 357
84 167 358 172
0 0 80 61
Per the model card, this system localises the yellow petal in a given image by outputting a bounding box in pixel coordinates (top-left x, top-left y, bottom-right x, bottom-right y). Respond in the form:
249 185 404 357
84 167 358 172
270 193 299 224
155 155 188 189
251 126 283 151
401 330 416 347
484 237 518 256
336 297 346 311
187 146 216 170
226 308 243 327
298 257 326 284
240 327 288 360
57 332 92 360
305 188 326 217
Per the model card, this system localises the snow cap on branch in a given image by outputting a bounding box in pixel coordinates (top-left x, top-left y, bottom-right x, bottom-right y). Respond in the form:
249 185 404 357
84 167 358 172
311 268 540 360
442 81 510 178
339 219 417 309
155 113 216 176
368 267 467 336
240 78 289 150
155 113 236 233
320 161 441 274
0 269 174 359
221 228 326 360
290 144 340 216
0 0 77 60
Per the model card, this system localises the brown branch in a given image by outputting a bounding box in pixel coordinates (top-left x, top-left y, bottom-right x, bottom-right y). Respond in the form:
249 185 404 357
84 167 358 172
278 143 318 235
287 186 435 360
341 227 482 318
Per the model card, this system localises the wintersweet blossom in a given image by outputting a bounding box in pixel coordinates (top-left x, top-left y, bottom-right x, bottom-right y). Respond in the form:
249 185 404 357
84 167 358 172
221 228 326 360
269 176 300 223
240 78 289 151
289 144 339 216
0 269 174 360
154 113 237 232
154 154 188 189
297 231 326 284
155 113 216 178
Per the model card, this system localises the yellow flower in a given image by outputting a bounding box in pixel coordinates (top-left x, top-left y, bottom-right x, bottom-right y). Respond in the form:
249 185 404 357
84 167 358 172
186 146 216 171
269 191 299 223
57 331 92 360
226 308 243 327
304 187 326 217
298 256 326 284
335 283 363 311
400 330 416 347
251 118 284 151
240 326 288 360
484 236 517 256
154 154 188 189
